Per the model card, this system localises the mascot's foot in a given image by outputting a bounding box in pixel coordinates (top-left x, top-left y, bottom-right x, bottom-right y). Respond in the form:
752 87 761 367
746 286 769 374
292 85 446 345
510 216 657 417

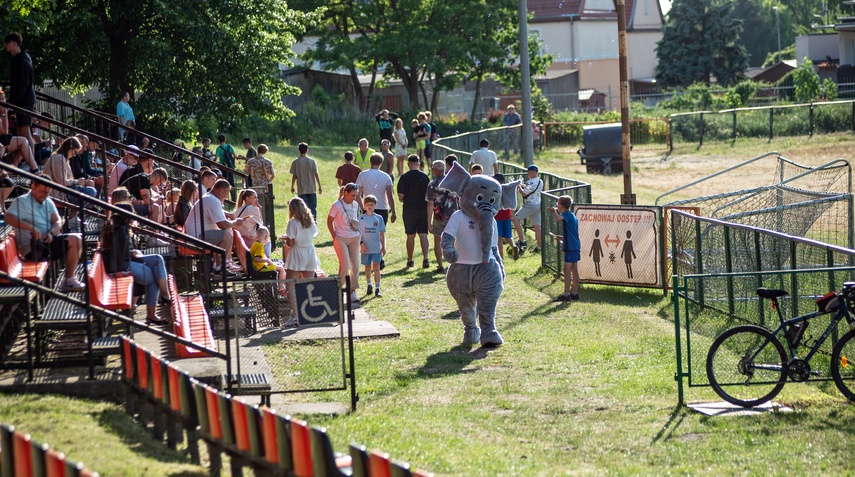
480 330 504 348
462 328 481 345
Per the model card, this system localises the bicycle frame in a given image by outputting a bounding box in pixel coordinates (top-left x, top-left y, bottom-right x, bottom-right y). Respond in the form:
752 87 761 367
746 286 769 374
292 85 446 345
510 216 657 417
767 295 855 363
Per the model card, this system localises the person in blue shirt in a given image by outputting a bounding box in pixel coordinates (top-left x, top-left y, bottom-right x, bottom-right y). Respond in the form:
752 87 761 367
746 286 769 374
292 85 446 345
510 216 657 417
548 195 580 302
116 92 135 143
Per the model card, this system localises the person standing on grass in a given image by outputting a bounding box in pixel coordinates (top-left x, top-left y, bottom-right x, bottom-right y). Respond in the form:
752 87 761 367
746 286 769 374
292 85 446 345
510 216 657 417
215 134 237 200
503 104 522 155
397 154 430 269
245 144 275 189
290 142 322 219
354 138 374 170
379 139 395 182
493 173 518 260
470 139 498 177
4 32 36 156
375 109 399 144
426 158 458 274
547 195 580 302
336 151 361 187
358 195 386 298
393 118 408 175
328 183 362 304
512 164 543 253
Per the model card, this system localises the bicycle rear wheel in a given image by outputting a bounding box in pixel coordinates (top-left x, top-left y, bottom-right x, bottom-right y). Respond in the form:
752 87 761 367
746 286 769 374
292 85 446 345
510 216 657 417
706 325 788 407
831 328 855 401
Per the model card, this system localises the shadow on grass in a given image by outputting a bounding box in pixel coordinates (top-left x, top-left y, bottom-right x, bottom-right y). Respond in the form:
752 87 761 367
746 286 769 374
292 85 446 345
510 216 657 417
97 408 205 473
413 343 496 379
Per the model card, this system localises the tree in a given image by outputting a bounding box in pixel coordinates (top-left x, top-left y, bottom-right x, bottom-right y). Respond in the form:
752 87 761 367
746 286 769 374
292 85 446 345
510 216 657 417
5 0 315 135
293 0 551 115
655 0 749 88
793 59 820 102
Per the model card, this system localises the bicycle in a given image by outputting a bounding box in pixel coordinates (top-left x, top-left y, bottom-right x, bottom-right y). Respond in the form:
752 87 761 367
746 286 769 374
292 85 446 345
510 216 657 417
706 281 855 407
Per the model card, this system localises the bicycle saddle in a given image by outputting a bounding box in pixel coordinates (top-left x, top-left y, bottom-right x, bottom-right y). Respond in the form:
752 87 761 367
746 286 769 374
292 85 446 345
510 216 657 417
756 288 789 299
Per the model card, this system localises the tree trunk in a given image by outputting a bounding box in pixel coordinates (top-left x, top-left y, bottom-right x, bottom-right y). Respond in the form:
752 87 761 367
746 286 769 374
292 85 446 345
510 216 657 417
471 74 483 121
348 66 365 113
392 61 421 110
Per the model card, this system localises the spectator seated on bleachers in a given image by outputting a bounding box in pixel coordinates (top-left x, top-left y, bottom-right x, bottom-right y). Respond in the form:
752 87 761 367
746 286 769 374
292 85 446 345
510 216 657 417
5 174 85 292
102 187 171 324
0 88 38 172
184 178 247 276
108 146 139 196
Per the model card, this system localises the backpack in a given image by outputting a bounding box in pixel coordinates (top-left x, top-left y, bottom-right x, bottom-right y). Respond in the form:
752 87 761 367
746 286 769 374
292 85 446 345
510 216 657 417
218 145 235 168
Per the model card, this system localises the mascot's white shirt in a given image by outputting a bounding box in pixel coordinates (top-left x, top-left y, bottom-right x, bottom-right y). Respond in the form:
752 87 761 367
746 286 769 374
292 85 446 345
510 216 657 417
444 210 498 265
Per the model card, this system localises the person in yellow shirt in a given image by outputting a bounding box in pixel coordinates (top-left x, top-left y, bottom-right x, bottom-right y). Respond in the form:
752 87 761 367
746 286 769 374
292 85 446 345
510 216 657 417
250 226 286 296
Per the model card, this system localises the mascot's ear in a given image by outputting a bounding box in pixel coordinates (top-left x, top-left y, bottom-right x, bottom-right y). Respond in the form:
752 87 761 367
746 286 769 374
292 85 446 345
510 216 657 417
438 161 471 196
502 180 521 211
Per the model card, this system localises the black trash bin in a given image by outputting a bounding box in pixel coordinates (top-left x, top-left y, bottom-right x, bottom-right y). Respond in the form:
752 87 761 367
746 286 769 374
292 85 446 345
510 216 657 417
577 123 624 174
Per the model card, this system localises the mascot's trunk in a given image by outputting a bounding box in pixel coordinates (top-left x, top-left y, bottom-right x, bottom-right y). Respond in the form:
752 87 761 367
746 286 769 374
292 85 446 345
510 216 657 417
477 207 495 262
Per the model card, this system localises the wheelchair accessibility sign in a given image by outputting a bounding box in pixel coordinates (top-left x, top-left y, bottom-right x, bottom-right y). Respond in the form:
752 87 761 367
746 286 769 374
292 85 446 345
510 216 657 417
294 277 343 325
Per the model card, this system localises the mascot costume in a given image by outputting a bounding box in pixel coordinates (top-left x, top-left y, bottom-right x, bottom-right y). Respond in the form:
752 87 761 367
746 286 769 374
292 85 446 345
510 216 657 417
439 162 519 346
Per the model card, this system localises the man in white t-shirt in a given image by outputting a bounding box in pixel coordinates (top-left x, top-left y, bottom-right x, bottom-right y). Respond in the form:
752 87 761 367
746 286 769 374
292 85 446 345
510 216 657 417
512 164 543 253
108 146 139 195
184 179 246 274
469 139 498 177
355 153 397 225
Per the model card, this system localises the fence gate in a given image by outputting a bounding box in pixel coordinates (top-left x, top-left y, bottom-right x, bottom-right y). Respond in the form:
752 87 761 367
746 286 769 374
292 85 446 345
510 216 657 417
224 277 357 410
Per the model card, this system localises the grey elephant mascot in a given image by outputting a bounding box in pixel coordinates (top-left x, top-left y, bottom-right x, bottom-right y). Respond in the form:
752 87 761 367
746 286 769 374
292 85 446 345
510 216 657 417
439 162 520 346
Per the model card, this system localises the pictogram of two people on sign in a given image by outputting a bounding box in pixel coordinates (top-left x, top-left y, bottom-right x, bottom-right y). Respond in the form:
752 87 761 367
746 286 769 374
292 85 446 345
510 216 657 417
589 229 636 279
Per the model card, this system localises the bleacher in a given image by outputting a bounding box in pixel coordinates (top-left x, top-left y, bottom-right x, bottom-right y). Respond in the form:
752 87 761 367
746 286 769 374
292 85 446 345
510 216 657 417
0 90 423 476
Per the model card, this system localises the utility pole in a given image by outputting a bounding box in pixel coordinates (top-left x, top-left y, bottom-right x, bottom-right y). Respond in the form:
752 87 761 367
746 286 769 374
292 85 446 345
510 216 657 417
774 6 782 63
615 0 635 204
518 0 534 167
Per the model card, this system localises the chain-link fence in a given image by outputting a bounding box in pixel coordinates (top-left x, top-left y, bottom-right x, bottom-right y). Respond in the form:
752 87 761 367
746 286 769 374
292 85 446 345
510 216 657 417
674 267 855 401
223 277 355 402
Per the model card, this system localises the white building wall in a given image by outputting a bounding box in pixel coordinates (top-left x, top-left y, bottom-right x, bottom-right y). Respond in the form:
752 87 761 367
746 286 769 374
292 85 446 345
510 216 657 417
632 0 663 28
536 23 573 66
795 34 839 65
839 31 855 66
576 22 619 60
627 31 661 79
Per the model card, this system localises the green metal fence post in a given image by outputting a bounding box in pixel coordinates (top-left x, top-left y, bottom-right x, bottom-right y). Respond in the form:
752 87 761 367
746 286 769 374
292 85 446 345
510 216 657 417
755 230 765 327
724 227 735 317
699 113 704 148
732 110 737 142
809 102 814 137
673 276 685 405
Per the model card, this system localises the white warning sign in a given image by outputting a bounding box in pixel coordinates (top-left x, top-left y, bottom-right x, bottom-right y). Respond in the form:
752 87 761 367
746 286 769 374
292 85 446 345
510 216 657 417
574 205 660 287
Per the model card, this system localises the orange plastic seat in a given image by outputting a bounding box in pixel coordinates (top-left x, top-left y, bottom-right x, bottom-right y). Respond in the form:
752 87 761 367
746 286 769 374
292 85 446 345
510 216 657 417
291 419 313 477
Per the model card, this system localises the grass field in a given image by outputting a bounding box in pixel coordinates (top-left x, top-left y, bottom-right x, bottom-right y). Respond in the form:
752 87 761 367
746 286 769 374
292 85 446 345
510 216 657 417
3 133 855 476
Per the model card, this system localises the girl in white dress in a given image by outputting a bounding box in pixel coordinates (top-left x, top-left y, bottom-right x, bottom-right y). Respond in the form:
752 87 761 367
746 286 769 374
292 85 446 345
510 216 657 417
283 197 320 321
393 118 408 176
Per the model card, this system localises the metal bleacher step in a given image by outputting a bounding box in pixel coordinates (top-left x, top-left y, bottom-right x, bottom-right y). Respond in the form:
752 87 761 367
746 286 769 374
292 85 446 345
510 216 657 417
142 245 176 258
207 306 257 320
222 373 272 406
36 265 88 329
207 288 252 302
91 336 121 356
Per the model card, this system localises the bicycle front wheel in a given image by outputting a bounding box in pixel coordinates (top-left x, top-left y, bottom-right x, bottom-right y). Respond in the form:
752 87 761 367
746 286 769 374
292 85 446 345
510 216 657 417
706 325 788 407
831 328 855 401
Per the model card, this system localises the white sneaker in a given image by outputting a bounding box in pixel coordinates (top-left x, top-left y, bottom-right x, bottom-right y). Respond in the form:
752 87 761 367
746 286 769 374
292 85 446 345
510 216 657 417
67 216 81 232
350 291 360 303
62 277 86 292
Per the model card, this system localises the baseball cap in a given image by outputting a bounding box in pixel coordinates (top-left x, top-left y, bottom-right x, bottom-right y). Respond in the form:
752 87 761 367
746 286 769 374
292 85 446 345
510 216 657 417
125 145 140 157
527 165 538 172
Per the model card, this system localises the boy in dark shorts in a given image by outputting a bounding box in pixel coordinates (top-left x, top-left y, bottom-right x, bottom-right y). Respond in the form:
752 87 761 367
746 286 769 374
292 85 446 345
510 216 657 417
493 174 518 260
548 195 580 301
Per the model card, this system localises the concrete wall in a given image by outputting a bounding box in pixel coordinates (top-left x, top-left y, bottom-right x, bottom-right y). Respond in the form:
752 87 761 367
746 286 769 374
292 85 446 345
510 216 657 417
628 31 661 79
839 31 855 66
795 34 838 65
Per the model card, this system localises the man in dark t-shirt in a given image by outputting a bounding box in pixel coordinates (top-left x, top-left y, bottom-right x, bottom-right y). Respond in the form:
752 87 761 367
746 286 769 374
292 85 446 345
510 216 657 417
121 167 168 223
396 154 431 268
4 32 36 152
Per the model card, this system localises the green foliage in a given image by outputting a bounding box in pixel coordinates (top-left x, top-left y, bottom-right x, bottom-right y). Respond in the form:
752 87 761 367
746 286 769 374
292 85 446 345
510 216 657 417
724 80 758 108
823 78 838 101
762 44 797 68
659 83 715 111
655 0 749 87
793 59 821 102
530 86 554 123
13 0 317 137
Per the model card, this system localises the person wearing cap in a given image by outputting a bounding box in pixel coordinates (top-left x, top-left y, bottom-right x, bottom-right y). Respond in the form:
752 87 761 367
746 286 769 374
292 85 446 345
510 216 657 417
512 164 544 253
397 154 430 269
426 158 458 274
503 104 522 155
469 139 498 176
374 109 399 143
108 145 139 195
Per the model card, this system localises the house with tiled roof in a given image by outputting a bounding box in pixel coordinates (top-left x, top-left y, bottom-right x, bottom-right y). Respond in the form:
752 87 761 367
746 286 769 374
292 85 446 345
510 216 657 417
528 0 666 102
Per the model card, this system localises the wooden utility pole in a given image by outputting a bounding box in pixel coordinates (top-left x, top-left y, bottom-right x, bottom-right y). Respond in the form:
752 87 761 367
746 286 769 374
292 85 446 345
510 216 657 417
615 0 635 204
